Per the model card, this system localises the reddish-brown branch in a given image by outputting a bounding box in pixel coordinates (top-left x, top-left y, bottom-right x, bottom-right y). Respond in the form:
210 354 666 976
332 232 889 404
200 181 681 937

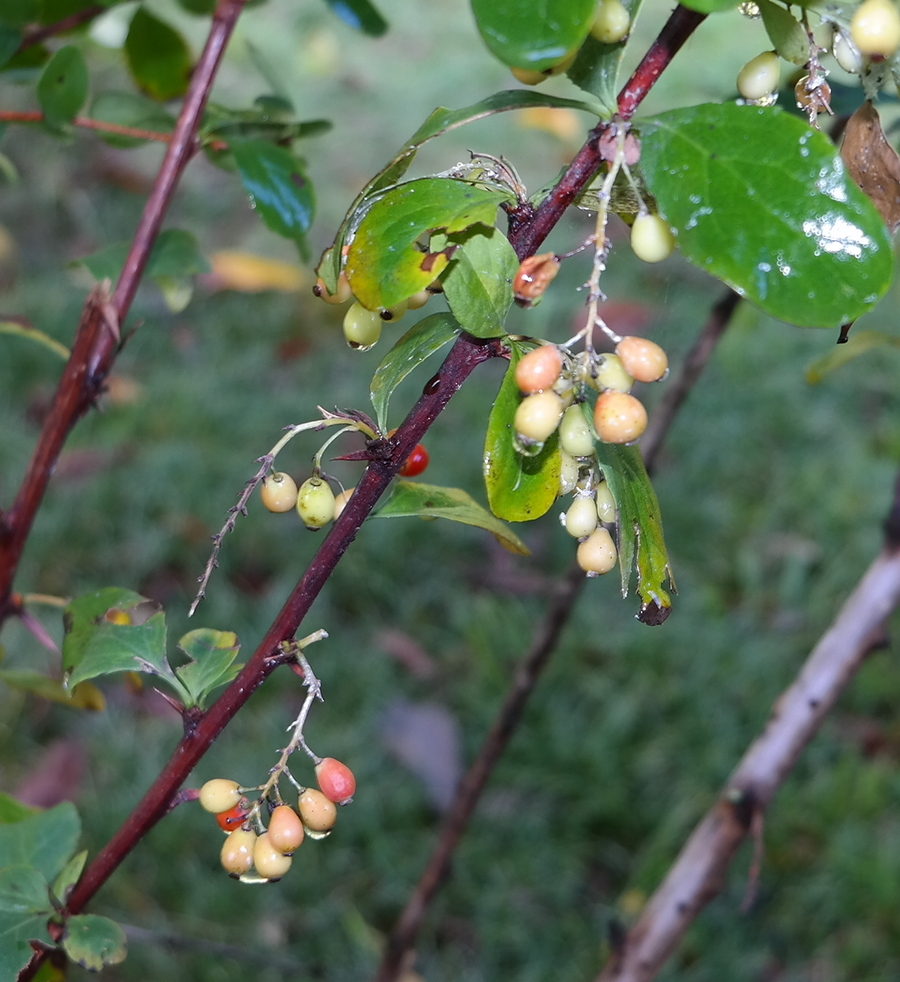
595 532 900 981
18 5 105 51
0 0 246 620
0 110 172 144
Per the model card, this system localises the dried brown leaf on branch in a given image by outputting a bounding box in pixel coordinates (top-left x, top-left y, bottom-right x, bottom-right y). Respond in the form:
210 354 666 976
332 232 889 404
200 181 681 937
840 101 900 235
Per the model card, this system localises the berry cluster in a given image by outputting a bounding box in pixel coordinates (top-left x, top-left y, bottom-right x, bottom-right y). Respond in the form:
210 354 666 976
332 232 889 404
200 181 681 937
511 335 669 576
199 758 353 882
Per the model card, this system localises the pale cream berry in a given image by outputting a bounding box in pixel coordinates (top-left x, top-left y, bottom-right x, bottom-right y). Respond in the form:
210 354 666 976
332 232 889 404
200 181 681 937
333 487 355 521
576 527 618 575
615 336 668 383
260 472 299 513
515 345 563 394
593 391 648 444
379 300 408 322
511 66 547 85
559 405 595 457
297 477 336 530
298 788 338 837
343 302 383 350
558 450 581 495
736 50 781 101
630 213 676 263
199 779 242 814
253 832 293 880
851 0 900 55
313 272 353 305
592 353 634 393
514 391 565 444
833 31 863 73
565 496 600 539
595 481 617 523
591 0 631 43
267 805 305 855
406 290 431 310
220 828 256 876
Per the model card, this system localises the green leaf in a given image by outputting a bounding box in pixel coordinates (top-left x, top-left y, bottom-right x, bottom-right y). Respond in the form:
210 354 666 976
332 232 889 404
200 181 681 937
62 914 127 971
321 0 388 35
374 481 529 555
370 312 461 431
318 89 601 292
346 178 510 311
0 794 37 825
0 803 80 882
639 104 893 328
757 0 808 64
124 7 192 102
89 90 175 148
0 866 51 915
0 670 106 710
0 909 53 980
0 319 69 360
678 0 739 11
36 44 88 129
73 228 209 312
176 0 216 13
50 850 87 908
805 329 900 384
594 436 674 624
483 351 561 522
566 0 644 114
441 226 518 339
0 0 39 28
201 101 330 153
0 26 22 70
62 587 178 692
232 140 315 254
470 0 596 71
173 629 242 710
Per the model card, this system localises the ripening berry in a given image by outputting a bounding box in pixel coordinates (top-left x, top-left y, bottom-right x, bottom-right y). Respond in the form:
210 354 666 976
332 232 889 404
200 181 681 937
576 527 618 575
515 345 563 394
343 302 383 350
559 405 595 457
593 391 648 444
630 213 676 263
592 353 634 393
296 477 336 530
513 253 560 303
399 444 429 477
267 805 305 855
407 290 431 310
199 779 242 815
216 801 250 832
298 788 338 837
316 757 356 805
851 0 900 55
260 472 299 513
514 391 565 444
380 300 408 322
615 336 668 383
591 0 631 43
595 481 616 523
794 75 831 114
511 66 547 85
333 487 355 521
313 273 353 305
558 450 581 495
833 31 863 73
220 828 256 876
253 832 293 880
565 495 600 539
736 50 781 101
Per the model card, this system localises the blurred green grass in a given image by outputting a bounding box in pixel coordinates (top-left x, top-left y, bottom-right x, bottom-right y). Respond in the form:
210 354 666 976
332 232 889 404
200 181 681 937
3 1 900 980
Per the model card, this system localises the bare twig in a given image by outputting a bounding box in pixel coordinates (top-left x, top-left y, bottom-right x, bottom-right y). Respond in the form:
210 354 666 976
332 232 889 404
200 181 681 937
0 110 172 144
18 5 105 51
594 534 900 982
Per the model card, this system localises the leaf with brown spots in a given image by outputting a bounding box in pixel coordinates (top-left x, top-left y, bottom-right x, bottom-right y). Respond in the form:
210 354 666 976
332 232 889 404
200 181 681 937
840 101 900 235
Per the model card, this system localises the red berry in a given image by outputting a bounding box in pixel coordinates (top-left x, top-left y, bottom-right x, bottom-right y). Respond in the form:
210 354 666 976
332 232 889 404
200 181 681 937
216 801 250 832
315 757 356 805
399 444 429 477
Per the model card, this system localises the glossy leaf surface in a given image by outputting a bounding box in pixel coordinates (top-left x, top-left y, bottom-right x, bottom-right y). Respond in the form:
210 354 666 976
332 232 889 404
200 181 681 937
370 312 461 431
440 226 518 338
346 178 509 310
36 44 87 128
124 7 192 102
640 104 893 328
374 481 529 555
483 352 561 522
471 0 596 70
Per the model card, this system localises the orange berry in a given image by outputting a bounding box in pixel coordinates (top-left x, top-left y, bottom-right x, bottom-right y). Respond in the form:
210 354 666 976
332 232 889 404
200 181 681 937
615 336 668 383
267 804 305 855
593 391 648 444
316 757 356 805
514 345 563 394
